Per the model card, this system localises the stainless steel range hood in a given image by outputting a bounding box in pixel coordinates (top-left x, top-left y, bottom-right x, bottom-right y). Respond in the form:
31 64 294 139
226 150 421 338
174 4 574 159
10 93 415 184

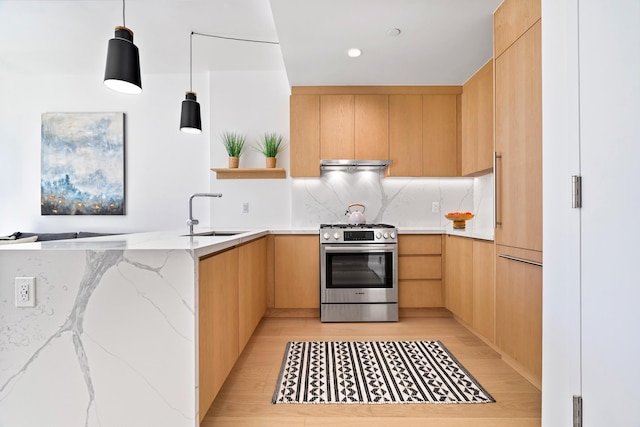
320 159 392 171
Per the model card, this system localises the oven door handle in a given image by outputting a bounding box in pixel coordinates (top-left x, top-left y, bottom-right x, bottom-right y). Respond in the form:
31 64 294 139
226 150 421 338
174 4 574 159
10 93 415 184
323 244 397 253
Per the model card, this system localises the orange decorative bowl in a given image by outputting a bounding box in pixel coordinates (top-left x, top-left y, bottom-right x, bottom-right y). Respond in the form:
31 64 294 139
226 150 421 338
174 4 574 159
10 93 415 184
445 212 475 229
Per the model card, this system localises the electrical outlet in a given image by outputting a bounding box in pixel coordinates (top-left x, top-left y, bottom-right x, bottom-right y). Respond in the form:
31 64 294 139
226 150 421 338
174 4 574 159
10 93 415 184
242 202 249 214
15 277 35 308
431 201 441 213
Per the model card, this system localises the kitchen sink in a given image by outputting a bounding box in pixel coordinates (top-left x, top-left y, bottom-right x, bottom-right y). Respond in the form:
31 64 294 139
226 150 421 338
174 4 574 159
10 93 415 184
182 231 246 237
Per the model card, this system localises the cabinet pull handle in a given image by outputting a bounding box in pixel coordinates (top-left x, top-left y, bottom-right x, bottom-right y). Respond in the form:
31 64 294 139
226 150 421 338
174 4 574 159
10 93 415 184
494 152 502 228
498 254 542 267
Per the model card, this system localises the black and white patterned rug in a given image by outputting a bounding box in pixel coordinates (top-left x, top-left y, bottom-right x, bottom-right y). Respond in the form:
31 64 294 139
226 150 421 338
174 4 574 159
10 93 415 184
272 340 494 404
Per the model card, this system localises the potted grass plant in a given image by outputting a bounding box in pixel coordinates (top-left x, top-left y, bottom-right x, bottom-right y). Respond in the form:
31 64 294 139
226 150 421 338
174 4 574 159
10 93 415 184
256 132 286 168
220 131 246 168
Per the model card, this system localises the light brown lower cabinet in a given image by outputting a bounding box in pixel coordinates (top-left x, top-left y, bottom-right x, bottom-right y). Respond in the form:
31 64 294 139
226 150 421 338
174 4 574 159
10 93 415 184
444 236 495 343
444 236 473 324
472 240 495 342
398 235 443 307
198 247 239 422
238 237 267 352
495 244 542 382
274 235 320 308
198 237 268 421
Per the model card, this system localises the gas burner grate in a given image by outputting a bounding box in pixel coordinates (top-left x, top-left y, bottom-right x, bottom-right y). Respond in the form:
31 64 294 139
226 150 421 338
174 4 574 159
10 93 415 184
320 223 395 229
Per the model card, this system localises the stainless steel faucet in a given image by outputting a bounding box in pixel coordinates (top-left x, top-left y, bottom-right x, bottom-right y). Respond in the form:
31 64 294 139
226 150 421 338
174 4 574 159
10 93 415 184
187 193 222 235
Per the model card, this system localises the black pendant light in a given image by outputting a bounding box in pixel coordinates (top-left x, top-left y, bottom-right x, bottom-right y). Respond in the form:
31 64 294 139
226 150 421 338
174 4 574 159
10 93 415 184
180 32 202 134
179 32 279 134
104 0 142 94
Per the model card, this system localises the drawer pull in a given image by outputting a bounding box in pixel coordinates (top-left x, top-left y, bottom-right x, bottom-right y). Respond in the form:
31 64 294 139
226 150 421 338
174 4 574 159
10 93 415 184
498 254 542 267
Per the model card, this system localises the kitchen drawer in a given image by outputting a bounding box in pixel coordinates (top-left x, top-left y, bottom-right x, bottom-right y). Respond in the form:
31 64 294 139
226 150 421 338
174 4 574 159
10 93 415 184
398 235 442 255
399 280 443 307
399 255 442 280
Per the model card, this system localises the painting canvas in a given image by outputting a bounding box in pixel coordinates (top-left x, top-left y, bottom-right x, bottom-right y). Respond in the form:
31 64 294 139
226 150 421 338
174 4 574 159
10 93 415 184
41 112 125 215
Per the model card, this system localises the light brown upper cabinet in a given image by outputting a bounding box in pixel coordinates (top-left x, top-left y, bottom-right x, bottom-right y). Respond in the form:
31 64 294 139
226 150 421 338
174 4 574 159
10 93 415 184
494 20 542 252
320 94 389 161
462 60 494 176
354 95 389 160
423 94 459 176
388 95 423 176
290 94 320 177
387 93 460 177
291 87 461 177
320 95 355 159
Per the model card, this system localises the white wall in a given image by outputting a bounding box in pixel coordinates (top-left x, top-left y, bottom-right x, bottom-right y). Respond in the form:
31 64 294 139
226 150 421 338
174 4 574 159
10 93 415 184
0 72 211 235
0 66 492 234
207 70 292 229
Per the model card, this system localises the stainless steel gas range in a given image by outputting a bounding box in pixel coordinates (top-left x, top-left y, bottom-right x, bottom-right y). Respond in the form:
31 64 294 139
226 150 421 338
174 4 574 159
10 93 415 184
320 223 398 322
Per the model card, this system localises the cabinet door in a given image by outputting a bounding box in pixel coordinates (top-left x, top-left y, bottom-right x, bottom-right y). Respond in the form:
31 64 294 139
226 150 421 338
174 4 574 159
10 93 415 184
198 248 239 420
493 0 541 58
495 245 542 382
472 240 495 342
388 95 423 177
495 21 542 251
320 95 354 159
462 60 493 176
290 95 320 177
444 235 473 324
238 237 267 353
423 94 459 176
274 235 320 308
355 95 389 160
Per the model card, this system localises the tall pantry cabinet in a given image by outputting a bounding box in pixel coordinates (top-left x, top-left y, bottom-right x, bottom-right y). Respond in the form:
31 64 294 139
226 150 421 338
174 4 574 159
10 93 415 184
493 0 542 386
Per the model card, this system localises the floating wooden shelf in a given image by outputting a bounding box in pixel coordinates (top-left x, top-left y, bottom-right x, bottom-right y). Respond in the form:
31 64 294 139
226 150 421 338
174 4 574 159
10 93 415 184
210 168 286 179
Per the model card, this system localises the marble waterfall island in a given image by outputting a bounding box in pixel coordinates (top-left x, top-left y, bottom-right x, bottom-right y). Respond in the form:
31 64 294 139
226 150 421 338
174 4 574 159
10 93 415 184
0 230 267 427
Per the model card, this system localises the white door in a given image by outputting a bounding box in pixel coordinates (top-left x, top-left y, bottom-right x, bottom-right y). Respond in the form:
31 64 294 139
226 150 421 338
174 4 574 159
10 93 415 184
579 0 640 425
543 1 640 425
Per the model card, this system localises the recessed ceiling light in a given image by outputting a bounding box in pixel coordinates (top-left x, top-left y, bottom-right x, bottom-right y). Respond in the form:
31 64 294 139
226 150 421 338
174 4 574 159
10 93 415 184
347 48 362 58
387 28 402 37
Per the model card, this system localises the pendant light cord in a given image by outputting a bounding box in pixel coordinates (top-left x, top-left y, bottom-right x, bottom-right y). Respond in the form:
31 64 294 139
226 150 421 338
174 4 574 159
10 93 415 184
187 31 279 92
192 31 279 45
189 32 193 92
122 0 126 28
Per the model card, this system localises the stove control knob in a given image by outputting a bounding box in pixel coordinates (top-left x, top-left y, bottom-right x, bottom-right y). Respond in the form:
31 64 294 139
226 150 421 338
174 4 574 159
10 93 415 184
323 232 330 240
376 232 382 239
383 232 389 239
390 232 396 239
333 232 340 240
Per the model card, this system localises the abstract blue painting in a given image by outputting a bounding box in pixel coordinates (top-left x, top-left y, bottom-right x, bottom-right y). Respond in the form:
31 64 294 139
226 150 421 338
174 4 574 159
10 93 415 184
41 112 125 215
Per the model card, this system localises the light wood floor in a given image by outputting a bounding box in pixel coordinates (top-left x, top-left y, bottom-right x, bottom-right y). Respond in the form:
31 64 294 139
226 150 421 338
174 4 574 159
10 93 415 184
202 309 541 427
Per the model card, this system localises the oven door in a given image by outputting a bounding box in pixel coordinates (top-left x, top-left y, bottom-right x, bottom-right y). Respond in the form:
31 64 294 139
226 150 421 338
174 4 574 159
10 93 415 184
321 243 398 304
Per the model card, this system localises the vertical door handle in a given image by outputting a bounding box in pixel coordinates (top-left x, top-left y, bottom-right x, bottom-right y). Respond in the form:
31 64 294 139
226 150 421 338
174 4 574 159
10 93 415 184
494 152 502 228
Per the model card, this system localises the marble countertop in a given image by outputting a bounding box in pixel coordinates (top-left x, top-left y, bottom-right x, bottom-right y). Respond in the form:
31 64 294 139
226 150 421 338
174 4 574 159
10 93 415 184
0 226 493 256
0 229 271 258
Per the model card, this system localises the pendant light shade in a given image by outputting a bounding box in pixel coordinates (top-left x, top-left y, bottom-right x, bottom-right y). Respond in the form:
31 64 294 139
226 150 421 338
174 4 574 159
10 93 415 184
104 26 142 94
180 91 202 134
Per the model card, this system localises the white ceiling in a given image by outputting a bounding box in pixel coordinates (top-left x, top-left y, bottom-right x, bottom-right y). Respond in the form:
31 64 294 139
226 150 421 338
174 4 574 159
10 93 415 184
0 0 502 86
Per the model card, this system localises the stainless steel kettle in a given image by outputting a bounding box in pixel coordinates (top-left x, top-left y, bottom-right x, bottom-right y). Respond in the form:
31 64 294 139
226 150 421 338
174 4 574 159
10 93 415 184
345 203 366 224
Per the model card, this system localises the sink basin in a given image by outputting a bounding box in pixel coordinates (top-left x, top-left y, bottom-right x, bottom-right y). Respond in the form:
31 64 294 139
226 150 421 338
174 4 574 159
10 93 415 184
182 231 246 237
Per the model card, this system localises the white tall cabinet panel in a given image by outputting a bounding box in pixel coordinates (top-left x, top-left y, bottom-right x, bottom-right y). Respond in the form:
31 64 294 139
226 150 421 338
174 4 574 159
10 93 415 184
541 0 582 424
579 1 640 425
543 1 640 426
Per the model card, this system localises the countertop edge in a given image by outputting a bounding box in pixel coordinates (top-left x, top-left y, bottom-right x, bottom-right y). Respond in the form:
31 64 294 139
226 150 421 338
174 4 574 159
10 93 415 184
0 227 494 253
